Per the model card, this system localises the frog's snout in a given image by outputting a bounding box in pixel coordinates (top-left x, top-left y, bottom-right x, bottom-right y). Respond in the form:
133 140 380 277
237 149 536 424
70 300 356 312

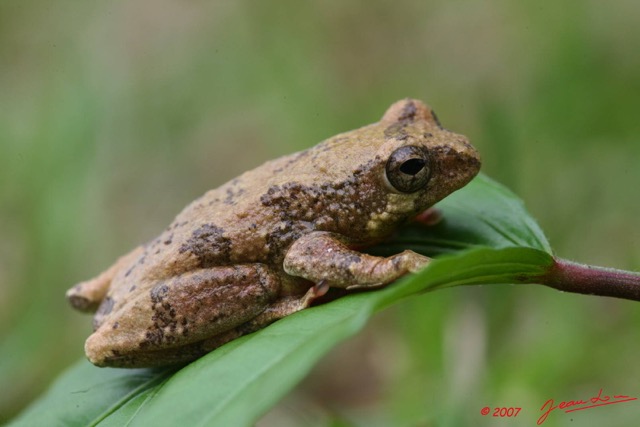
436 138 481 191
460 141 481 176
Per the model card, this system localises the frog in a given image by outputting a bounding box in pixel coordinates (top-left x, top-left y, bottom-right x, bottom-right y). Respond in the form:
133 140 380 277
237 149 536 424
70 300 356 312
66 99 481 368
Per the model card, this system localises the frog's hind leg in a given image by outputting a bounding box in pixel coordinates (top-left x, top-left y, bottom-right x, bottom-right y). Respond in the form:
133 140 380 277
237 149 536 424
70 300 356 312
85 264 287 368
86 277 324 368
90 287 320 369
66 246 144 312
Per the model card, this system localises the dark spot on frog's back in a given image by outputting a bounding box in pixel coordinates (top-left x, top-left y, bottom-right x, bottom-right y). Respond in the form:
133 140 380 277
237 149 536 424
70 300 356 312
384 101 422 140
93 296 115 330
96 296 114 316
265 223 306 262
150 284 169 303
224 187 245 205
179 223 232 267
384 122 409 141
142 283 182 349
431 110 443 129
260 185 283 208
273 149 311 173
284 149 310 166
398 100 417 121
124 264 135 277
141 329 164 348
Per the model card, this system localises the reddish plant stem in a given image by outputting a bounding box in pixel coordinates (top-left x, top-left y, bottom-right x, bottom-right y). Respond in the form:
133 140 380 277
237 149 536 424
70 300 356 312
542 258 640 301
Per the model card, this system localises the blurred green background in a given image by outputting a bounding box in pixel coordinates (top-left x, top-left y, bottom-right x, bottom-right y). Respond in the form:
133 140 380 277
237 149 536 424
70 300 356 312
1 1 639 426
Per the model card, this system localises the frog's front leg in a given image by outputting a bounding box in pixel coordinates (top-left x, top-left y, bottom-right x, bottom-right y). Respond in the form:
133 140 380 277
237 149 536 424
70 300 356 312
283 231 430 290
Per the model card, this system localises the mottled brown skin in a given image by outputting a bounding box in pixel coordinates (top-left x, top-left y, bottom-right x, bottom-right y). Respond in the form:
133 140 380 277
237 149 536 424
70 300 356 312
66 99 481 368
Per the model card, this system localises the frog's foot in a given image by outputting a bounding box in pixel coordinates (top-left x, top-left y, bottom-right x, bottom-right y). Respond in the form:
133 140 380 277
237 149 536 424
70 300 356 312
413 207 443 226
306 280 330 303
246 281 329 325
66 246 144 312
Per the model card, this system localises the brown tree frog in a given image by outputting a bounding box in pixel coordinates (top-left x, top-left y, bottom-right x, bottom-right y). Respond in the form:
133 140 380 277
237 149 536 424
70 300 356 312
67 99 481 368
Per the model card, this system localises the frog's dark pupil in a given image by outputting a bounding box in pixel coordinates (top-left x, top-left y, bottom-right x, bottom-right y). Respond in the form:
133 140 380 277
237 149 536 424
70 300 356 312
399 158 425 175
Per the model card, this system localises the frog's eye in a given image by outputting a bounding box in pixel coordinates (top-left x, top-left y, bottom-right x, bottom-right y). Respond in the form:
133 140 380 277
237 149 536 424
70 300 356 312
385 146 432 193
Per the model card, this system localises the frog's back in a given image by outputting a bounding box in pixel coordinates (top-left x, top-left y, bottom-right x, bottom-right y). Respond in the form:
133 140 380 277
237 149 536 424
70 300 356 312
117 148 320 279
131 131 385 282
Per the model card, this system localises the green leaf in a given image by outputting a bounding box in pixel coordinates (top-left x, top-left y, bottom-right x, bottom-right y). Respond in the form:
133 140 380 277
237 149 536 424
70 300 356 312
9 360 173 427
4 174 569 427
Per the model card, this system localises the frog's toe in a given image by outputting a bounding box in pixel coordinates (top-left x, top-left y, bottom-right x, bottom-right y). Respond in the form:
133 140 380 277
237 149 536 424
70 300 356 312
66 282 103 312
413 207 443 226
